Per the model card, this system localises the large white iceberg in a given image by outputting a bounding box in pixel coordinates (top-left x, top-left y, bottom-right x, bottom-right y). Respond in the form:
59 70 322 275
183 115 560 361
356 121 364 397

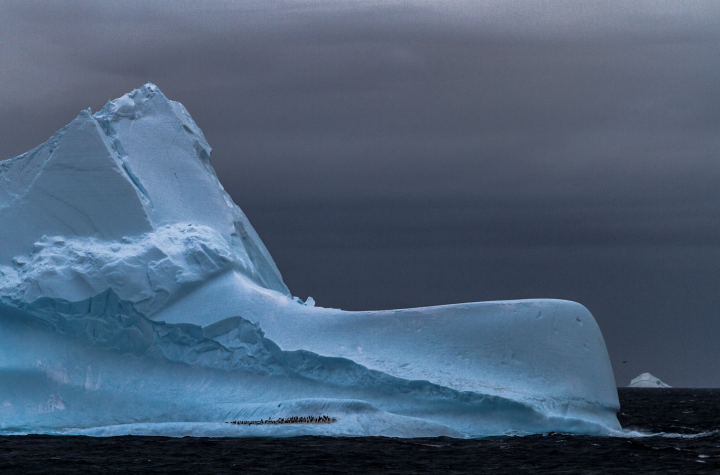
0 84 620 437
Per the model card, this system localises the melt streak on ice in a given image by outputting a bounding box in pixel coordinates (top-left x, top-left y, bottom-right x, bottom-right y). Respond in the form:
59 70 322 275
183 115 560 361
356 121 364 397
0 84 621 437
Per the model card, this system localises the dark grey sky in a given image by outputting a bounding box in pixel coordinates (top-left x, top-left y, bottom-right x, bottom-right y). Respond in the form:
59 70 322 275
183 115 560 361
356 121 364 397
2 0 720 387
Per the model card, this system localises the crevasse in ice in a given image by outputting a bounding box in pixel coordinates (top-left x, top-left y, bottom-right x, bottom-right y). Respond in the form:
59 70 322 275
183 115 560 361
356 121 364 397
0 84 620 437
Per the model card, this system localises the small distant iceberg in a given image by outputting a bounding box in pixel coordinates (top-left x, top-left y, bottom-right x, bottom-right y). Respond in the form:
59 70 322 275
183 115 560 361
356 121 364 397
0 83 622 437
628 373 671 388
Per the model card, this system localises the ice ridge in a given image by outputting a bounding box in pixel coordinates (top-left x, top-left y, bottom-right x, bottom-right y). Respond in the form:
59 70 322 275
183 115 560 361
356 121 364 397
0 224 254 315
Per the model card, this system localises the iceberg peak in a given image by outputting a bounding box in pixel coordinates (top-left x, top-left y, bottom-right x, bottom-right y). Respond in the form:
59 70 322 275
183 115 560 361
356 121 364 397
0 84 290 297
95 83 165 122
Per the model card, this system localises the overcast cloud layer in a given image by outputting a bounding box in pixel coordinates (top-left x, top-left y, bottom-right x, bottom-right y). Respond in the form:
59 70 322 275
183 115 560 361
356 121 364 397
2 0 720 387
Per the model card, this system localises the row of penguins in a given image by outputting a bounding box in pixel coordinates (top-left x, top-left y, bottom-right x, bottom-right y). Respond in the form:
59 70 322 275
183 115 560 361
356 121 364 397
226 415 337 425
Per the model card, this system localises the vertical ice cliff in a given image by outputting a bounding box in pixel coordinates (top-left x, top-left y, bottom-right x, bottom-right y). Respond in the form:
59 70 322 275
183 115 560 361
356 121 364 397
0 84 621 437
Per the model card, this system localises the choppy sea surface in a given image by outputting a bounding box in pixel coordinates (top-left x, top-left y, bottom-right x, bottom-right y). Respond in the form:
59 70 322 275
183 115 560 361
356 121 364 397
1 388 718 474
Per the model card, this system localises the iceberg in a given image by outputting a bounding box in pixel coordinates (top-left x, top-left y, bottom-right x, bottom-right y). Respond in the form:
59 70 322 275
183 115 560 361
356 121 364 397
628 373 671 388
0 84 620 437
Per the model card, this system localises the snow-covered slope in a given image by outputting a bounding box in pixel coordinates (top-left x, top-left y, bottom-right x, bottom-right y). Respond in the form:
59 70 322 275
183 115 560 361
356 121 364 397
0 84 621 437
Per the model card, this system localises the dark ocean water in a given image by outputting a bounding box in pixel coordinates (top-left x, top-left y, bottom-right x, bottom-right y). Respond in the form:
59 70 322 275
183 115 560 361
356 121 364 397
1 389 718 474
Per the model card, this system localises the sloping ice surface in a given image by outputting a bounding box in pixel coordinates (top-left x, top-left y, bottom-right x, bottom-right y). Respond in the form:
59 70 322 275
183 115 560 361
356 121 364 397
0 84 621 437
